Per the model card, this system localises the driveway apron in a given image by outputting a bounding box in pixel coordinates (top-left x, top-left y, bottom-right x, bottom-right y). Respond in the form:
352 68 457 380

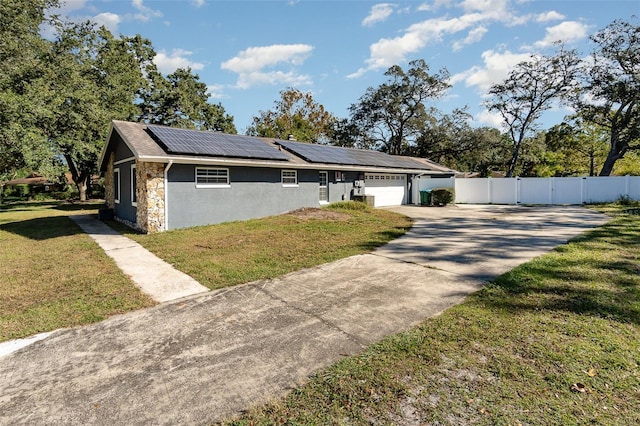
0 205 609 425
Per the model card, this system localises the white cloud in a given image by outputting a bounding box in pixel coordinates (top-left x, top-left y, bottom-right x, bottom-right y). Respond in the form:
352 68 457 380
534 21 589 47
417 0 453 12
154 49 205 74
451 49 532 93
362 3 395 27
452 25 488 51
192 0 206 7
221 45 313 73
131 0 163 22
536 11 565 22
235 71 312 90
475 109 504 127
221 44 314 89
350 0 540 78
93 12 121 33
57 0 88 14
207 84 226 99
460 0 509 19
349 12 488 78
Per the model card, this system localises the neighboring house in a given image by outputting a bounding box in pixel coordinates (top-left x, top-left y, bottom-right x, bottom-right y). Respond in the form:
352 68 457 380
98 120 455 233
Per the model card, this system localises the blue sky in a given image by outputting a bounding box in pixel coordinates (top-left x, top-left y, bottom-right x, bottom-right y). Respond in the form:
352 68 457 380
51 0 638 133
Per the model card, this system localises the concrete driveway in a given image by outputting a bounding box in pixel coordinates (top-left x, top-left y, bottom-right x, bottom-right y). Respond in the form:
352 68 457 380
0 205 609 425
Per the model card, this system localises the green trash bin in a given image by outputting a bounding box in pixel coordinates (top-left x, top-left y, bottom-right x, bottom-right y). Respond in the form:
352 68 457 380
420 190 432 206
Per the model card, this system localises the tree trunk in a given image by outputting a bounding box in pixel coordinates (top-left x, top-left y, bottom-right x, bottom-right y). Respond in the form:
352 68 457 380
505 146 520 177
599 131 625 176
74 171 91 201
76 179 88 201
65 155 91 201
505 132 526 178
599 150 618 176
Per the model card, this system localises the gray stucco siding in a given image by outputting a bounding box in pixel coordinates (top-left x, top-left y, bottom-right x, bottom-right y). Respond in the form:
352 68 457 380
113 159 137 224
166 164 321 230
326 171 361 203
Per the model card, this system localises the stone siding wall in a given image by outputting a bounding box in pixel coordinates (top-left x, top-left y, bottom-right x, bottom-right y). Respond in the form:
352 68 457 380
136 161 166 233
104 152 115 208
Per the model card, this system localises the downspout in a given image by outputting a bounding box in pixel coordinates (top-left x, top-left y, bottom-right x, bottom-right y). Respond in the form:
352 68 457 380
164 160 173 232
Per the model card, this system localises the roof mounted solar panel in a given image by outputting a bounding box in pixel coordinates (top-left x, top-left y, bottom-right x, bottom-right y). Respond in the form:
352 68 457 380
146 125 290 161
276 140 433 170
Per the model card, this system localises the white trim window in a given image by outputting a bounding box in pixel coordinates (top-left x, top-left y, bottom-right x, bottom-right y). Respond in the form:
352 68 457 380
131 164 137 207
114 168 120 204
196 167 230 188
282 170 298 187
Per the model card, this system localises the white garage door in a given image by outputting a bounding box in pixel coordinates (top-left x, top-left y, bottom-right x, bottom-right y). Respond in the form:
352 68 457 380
364 173 407 207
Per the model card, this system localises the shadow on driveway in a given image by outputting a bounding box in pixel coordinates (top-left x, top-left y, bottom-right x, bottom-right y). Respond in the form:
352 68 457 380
0 204 610 425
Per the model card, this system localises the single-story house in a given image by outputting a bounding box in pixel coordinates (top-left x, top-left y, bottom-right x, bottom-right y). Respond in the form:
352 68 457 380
98 120 455 233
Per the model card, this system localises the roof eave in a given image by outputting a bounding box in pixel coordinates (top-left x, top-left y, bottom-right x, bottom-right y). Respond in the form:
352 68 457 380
99 121 146 172
98 122 117 172
137 155 454 175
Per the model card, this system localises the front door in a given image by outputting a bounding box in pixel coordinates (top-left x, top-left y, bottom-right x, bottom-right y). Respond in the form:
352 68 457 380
319 171 328 203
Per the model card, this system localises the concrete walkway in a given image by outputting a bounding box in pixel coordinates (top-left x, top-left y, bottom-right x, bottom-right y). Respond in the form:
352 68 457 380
0 206 609 425
69 215 209 303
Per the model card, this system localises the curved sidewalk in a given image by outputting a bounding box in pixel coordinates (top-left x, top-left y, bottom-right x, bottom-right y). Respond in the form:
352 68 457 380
0 206 609 425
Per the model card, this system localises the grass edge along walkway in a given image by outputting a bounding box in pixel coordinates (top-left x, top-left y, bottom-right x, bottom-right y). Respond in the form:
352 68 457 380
0 201 156 342
0 201 411 342
221 205 640 426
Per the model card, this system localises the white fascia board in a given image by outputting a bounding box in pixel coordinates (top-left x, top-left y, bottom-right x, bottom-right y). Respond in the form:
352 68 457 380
137 155 452 176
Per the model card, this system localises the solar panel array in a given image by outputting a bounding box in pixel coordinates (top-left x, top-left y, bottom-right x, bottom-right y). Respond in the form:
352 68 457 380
146 125 290 161
276 140 434 170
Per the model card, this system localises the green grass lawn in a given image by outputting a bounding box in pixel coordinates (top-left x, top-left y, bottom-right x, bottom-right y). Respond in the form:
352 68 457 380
112 202 413 290
220 204 640 425
0 201 411 342
3 200 638 424
0 201 155 342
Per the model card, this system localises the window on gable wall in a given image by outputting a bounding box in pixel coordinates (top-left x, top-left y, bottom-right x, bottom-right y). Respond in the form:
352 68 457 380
114 168 120 204
131 164 137 206
282 170 298 186
196 167 230 188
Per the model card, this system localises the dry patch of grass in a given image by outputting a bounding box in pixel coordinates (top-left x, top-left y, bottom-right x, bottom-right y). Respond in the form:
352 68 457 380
221 204 640 425
0 201 155 342
117 202 412 290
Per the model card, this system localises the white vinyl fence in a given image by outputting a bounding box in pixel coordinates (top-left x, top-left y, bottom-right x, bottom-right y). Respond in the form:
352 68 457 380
454 176 640 205
413 176 455 203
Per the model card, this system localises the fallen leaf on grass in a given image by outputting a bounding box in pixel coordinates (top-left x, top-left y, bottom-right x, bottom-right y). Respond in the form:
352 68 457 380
570 383 587 393
586 368 597 377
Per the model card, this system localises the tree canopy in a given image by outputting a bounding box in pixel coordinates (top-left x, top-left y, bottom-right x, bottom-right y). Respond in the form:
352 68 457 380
247 88 335 143
574 17 640 176
0 0 60 183
2 5 640 199
485 47 581 177
0 2 236 200
349 59 450 155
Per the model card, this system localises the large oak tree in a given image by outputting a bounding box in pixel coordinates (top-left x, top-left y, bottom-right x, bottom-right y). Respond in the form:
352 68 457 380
349 59 450 155
31 22 147 201
0 0 60 186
